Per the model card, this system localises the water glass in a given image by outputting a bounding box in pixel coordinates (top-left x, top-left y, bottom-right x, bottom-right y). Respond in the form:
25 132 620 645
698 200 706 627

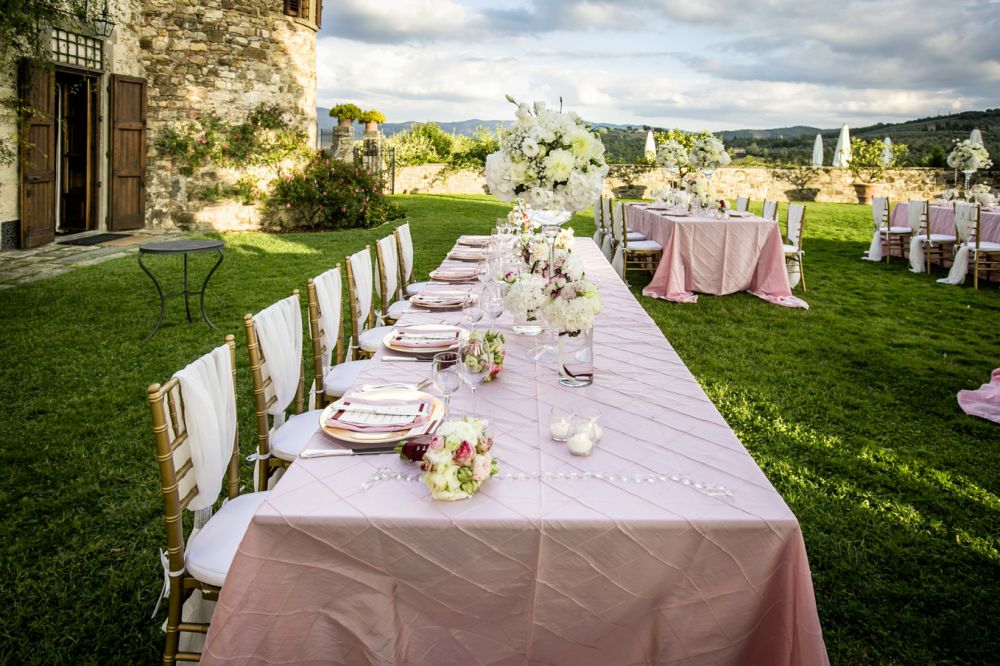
458 339 491 417
481 282 504 326
432 351 461 417
463 293 483 328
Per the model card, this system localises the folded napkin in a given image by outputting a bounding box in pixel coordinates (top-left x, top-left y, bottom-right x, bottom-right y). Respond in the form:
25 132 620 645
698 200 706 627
326 394 431 432
392 325 461 348
727 211 753 218
431 267 477 280
449 249 485 260
457 235 490 246
412 292 468 307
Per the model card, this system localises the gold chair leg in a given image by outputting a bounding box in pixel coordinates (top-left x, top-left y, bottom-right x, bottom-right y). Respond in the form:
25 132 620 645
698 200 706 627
974 254 979 290
799 258 807 292
163 584 182 665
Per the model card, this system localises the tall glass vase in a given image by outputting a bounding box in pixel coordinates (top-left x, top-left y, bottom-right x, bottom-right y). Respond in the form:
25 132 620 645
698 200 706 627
557 328 594 387
512 309 543 335
963 169 976 197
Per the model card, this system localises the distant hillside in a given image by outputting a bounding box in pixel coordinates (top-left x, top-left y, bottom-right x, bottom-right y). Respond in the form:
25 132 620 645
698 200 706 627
717 126 821 140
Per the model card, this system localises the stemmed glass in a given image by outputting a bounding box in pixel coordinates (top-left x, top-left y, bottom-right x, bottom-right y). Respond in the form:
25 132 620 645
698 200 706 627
481 281 504 327
458 338 490 417
463 292 483 329
432 351 461 418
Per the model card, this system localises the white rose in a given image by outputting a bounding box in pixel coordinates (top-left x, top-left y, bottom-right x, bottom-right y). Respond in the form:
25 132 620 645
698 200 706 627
522 137 539 157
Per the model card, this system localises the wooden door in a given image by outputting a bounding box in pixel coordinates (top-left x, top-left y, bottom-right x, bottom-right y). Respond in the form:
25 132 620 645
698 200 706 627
108 75 147 231
19 64 56 248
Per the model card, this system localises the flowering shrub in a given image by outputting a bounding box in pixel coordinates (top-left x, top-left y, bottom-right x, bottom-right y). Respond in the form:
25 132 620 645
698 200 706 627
266 153 405 230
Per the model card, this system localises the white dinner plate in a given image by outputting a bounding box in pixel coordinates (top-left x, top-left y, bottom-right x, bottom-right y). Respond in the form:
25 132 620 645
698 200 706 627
319 388 444 445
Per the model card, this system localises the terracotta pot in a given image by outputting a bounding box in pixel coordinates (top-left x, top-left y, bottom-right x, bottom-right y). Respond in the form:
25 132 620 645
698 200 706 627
337 118 353 128
364 121 379 133
853 183 876 205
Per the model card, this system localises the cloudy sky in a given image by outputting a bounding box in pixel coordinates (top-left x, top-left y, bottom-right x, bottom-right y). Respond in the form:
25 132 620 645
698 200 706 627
317 0 1000 131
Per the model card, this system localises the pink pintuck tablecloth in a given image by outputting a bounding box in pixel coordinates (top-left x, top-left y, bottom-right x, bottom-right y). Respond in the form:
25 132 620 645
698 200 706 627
202 240 827 665
629 205 808 309
878 203 1000 259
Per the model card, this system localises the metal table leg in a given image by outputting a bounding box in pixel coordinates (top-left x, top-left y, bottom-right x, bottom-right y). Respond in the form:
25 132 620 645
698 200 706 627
183 253 193 322
199 249 223 331
139 251 166 343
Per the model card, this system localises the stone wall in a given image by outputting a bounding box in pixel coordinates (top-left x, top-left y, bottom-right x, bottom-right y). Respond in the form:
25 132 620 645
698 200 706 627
138 0 318 228
0 68 17 230
393 164 968 204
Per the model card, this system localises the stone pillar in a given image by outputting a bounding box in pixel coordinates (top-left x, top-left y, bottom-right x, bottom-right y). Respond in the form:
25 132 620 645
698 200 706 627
361 127 383 177
329 125 355 162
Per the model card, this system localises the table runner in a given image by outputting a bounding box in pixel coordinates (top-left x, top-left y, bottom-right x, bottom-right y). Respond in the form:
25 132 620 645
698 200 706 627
628 205 807 309
202 239 827 665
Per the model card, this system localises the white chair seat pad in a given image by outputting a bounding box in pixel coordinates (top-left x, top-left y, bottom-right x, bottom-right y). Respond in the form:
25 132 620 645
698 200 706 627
359 325 394 352
918 234 957 243
271 409 324 461
626 231 647 242
972 241 1000 252
387 300 411 320
185 491 270 588
405 282 429 297
324 360 371 398
627 240 663 252
880 226 912 234
783 244 802 255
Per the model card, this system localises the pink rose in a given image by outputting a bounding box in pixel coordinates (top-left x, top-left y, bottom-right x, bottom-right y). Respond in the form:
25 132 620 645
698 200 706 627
472 455 491 482
428 435 445 453
453 441 475 466
477 435 493 454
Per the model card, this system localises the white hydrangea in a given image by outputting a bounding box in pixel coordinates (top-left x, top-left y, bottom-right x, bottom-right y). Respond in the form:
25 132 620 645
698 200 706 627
656 140 689 170
948 140 992 171
542 277 602 334
503 274 548 317
688 136 732 170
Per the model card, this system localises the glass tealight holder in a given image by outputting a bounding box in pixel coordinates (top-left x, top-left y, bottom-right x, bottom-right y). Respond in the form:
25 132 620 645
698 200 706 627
548 406 575 442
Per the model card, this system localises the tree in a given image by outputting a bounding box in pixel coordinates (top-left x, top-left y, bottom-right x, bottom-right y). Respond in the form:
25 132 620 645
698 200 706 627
848 138 910 183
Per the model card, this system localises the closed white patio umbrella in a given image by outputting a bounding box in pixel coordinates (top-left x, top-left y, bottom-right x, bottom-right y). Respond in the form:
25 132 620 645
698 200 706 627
811 134 824 166
644 130 656 161
970 128 984 145
832 124 851 167
881 136 893 166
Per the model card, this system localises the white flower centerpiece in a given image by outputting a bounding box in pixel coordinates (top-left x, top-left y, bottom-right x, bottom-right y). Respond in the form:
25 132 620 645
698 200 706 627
486 96 609 213
420 418 499 501
688 135 732 185
540 248 601 387
682 173 710 208
948 139 993 191
969 184 997 207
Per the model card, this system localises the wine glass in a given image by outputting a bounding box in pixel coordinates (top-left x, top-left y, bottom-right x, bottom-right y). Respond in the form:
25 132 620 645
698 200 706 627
432 351 461 418
482 282 504 327
458 338 490 417
463 292 483 329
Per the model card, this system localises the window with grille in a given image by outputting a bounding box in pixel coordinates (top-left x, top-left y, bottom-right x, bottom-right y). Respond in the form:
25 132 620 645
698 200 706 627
50 28 103 71
284 0 323 28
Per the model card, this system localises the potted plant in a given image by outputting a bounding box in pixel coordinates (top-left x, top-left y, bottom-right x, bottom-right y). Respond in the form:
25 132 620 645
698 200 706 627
359 109 386 133
847 138 908 204
329 103 362 128
609 161 655 198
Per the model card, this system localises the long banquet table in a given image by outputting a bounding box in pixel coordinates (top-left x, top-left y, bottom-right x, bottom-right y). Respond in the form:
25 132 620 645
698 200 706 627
881 202 1000 259
202 239 827 665
628 204 808 309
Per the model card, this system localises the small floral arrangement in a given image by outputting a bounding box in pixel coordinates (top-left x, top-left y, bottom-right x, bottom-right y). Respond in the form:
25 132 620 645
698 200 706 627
398 417 498 501
655 140 689 170
486 96 610 213
465 330 505 382
542 275 602 335
518 226 574 274
969 183 997 206
947 139 992 172
717 199 728 211
688 136 732 170
503 273 548 318
682 173 710 206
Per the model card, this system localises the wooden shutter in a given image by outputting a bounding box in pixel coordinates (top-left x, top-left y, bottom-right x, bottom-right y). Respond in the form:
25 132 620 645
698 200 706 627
108 75 147 231
19 63 56 249
284 0 302 17
315 0 323 27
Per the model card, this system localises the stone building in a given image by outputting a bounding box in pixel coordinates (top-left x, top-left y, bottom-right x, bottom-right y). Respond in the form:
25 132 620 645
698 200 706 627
0 0 320 250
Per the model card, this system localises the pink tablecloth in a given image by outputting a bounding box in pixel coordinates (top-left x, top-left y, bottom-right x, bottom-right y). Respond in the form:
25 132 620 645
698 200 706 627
629 205 808 309
202 240 827 665
883 203 1000 259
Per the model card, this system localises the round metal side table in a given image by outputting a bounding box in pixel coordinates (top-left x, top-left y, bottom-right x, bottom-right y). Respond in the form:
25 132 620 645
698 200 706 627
138 239 224 342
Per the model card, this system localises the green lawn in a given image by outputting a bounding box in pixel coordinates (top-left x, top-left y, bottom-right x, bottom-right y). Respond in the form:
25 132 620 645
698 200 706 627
1 194 997 664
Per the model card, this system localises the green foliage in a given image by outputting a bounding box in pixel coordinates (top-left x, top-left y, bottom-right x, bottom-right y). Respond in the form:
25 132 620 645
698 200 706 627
329 103 363 122
0 0 89 65
154 103 308 177
385 122 500 171
266 153 405 230
359 109 386 124
848 138 910 183
448 126 500 169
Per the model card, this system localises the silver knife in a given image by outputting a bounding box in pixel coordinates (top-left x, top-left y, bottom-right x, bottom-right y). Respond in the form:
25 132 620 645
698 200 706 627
300 446 399 458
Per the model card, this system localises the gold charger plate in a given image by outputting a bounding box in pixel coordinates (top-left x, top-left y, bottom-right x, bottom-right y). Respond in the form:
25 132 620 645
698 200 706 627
319 388 444 445
383 324 469 354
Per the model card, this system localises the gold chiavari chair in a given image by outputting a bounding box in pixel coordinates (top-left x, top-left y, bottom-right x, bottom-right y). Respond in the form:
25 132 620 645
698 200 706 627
592 196 606 247
611 201 662 283
376 234 410 324
601 195 615 260
307 265 372 407
393 223 429 298
147 336 269 665
244 291 321 490
905 200 956 274
956 202 1000 289
346 246 394 359
735 195 750 213
872 196 911 263
783 204 807 291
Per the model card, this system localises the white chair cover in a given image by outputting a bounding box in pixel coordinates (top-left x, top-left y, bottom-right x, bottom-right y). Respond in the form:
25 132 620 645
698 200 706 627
396 223 414 283
938 204 979 285
601 234 614 261
611 245 625 279
762 200 778 222
592 200 604 245
787 205 804 250
349 248 375 333
611 202 625 243
312 267 342 375
907 201 926 273
254 295 302 423
864 197 890 261
376 235 399 306
602 196 613 234
173 344 236 512
736 196 750 213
